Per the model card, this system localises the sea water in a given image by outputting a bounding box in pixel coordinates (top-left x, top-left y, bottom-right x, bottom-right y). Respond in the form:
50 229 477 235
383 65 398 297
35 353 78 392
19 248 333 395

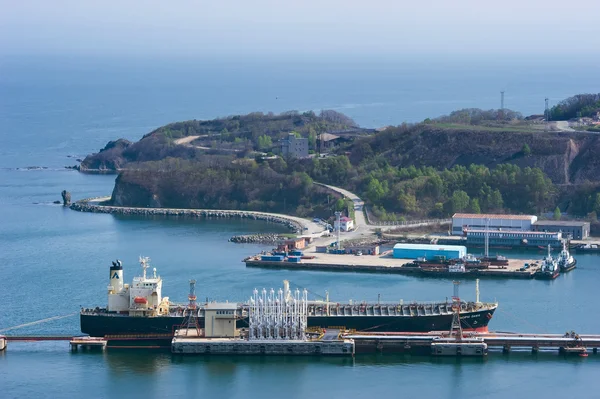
1 55 600 399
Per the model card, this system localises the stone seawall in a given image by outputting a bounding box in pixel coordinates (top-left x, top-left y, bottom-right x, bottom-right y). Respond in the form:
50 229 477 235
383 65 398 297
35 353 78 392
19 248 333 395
70 199 303 233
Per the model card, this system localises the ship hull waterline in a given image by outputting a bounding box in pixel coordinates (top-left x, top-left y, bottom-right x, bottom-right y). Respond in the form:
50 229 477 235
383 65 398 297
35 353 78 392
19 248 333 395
81 308 495 348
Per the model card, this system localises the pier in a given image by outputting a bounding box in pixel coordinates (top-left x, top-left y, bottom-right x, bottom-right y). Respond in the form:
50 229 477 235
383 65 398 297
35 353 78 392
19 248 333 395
245 253 539 279
346 331 600 356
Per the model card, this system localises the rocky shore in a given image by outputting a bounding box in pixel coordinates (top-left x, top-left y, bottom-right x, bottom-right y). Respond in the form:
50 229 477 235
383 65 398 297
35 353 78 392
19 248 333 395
70 199 303 232
229 234 289 244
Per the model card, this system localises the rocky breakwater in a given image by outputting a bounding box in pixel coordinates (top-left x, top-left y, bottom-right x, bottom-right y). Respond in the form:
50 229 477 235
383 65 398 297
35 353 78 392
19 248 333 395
229 234 289 244
70 198 304 233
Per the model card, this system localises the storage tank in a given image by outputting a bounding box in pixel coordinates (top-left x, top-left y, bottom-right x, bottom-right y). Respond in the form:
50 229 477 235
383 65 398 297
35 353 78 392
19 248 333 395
393 243 467 260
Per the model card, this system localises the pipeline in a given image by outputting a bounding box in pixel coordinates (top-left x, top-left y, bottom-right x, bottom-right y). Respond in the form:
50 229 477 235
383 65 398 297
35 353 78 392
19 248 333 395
0 312 78 333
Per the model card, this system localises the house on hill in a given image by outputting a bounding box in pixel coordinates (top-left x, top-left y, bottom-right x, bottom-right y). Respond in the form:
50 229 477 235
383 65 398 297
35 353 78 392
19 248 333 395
334 216 354 232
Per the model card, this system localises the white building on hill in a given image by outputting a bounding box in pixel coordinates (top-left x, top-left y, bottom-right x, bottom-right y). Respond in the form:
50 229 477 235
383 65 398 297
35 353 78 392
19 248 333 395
334 216 354 232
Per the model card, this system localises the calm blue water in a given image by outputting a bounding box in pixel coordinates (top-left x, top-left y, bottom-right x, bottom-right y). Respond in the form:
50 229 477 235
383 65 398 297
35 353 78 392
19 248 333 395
2 55 600 398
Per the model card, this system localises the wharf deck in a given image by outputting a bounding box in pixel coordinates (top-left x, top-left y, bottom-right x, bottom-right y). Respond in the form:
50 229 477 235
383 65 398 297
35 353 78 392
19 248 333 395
346 331 600 355
171 337 354 356
245 253 539 279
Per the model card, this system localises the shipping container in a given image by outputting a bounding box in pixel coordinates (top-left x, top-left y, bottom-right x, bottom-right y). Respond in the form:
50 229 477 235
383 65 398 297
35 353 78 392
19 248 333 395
287 256 301 263
261 255 285 262
290 251 304 256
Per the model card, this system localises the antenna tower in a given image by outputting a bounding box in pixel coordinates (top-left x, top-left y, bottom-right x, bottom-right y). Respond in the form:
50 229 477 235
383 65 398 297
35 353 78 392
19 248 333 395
545 98 550 122
183 279 200 336
500 91 505 110
450 281 463 340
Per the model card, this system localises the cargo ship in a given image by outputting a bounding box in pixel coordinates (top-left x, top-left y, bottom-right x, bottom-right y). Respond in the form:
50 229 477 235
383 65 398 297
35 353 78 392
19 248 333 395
80 258 498 347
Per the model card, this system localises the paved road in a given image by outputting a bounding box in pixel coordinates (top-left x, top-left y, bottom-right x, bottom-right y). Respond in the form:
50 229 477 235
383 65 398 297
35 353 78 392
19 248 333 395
314 183 366 229
554 121 576 132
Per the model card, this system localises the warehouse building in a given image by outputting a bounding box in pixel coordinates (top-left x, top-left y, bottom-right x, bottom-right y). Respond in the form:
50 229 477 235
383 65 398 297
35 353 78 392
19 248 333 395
393 243 467 261
451 213 538 235
466 229 563 248
533 220 590 240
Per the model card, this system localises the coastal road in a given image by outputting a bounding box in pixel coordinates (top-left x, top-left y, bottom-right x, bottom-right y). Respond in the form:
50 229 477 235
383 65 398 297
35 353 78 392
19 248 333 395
314 183 366 229
554 121 576 132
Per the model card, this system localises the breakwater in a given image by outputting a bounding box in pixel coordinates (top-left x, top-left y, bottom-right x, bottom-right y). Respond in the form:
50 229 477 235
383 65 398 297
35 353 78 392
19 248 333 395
229 234 290 244
70 198 304 232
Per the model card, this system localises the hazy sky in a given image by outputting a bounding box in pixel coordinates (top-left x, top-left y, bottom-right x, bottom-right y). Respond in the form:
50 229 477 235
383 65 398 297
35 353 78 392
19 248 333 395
1 0 599 57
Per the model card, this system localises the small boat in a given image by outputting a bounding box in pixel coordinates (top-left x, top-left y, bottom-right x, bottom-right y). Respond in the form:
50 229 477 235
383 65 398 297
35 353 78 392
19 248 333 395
479 254 509 266
576 243 600 253
535 245 560 280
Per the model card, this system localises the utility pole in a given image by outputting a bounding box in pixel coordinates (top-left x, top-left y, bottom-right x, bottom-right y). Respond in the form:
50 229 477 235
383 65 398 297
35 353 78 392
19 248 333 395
484 218 490 258
335 211 341 252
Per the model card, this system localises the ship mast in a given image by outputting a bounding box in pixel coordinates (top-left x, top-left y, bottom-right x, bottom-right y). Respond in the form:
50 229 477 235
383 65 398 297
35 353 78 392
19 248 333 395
450 281 463 341
183 279 200 336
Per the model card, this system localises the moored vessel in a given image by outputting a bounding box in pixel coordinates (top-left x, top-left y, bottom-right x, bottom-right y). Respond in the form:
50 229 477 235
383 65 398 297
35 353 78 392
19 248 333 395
80 258 498 346
558 240 577 272
535 245 560 280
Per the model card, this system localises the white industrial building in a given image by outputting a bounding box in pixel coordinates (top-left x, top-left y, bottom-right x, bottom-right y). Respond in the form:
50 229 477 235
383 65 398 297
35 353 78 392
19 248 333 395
334 216 354 232
451 213 537 235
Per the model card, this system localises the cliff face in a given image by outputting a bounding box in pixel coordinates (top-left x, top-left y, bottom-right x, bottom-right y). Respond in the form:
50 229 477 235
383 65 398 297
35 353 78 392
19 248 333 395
110 174 158 207
80 139 132 172
357 126 600 184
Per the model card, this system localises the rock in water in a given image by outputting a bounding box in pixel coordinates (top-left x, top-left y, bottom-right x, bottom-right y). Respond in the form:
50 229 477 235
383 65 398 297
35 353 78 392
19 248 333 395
61 190 71 206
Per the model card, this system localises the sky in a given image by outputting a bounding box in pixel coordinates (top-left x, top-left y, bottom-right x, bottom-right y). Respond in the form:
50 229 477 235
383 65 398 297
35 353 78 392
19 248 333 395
1 0 599 58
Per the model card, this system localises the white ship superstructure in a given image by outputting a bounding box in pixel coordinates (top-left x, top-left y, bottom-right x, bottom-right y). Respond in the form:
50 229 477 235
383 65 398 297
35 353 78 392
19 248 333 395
107 256 170 316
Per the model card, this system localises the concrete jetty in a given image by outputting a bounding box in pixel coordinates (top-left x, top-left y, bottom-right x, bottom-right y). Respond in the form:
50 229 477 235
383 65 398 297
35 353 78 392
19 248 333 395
245 252 540 279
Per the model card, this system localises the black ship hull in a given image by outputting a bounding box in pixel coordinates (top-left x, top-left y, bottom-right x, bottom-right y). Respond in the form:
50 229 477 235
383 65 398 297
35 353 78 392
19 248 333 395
80 307 496 345
535 271 560 280
560 259 577 272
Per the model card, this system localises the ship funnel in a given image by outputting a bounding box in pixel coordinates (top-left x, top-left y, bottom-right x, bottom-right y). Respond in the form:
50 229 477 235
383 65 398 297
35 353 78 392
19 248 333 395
109 259 124 293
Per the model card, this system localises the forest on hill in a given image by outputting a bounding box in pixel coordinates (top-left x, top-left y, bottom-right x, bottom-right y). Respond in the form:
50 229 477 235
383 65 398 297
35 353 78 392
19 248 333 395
83 96 600 221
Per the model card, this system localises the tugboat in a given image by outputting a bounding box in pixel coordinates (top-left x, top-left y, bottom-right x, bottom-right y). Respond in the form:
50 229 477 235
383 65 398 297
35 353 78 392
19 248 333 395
535 245 560 280
557 240 577 272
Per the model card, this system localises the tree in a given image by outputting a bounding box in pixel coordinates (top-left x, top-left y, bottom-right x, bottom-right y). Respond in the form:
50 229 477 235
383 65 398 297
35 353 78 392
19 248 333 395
308 127 317 151
257 134 273 150
488 189 504 210
470 198 481 214
334 198 346 212
553 206 562 220
450 190 470 213
522 143 531 156
594 193 600 214
397 193 418 213
366 177 387 203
